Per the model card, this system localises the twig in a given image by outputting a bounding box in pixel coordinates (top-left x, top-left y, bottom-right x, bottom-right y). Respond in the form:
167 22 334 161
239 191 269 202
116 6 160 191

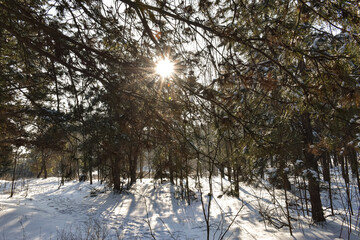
219 202 244 240
142 195 156 240
158 217 176 240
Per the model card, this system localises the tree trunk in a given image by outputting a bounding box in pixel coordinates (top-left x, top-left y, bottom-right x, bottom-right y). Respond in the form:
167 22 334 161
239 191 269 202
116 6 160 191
89 157 93 185
282 172 291 191
301 113 325 223
332 152 338 167
89 168 93 184
279 159 291 191
322 152 330 182
112 157 121 192
37 165 43 178
347 147 360 194
10 154 18 198
234 166 240 197
43 160 48 179
303 176 309 216
76 156 80 180
38 150 48 179
98 167 100 182
169 150 174 185
61 153 65 185
196 152 202 181
186 155 190 205
296 175 305 217
328 177 334 216
180 166 184 199
83 155 87 181
129 146 138 185
344 155 354 215
220 163 224 192
225 141 232 182
282 172 293 236
139 151 143 182
340 154 349 184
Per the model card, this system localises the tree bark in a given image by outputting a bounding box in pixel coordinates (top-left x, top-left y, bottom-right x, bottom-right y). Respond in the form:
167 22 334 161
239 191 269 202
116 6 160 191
169 149 174 185
38 149 47 179
89 156 93 185
61 153 65 185
322 152 330 182
139 151 143 182
129 145 138 185
112 157 121 192
301 112 325 222
10 153 17 198
225 141 232 182
347 147 360 194
340 154 349 184
234 166 240 197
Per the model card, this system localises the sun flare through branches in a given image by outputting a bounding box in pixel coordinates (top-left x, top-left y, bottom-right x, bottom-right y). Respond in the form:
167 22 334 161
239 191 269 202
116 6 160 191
155 57 174 78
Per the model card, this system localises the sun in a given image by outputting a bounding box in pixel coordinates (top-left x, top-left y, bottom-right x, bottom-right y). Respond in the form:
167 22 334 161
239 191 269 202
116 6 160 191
155 57 174 78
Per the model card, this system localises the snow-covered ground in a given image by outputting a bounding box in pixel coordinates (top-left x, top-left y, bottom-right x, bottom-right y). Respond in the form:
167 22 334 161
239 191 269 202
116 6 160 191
0 176 358 239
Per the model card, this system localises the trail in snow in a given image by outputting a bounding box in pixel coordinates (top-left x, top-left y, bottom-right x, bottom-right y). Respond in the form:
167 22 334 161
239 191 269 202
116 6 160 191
0 177 358 240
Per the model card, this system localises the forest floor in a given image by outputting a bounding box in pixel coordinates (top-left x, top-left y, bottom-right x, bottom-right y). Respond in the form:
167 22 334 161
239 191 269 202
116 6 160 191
0 174 359 239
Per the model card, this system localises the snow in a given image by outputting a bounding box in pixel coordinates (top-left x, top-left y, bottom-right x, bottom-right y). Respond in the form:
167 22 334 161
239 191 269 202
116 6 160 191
303 169 319 180
339 43 347 54
295 159 304 166
267 168 277 174
0 176 359 240
311 37 321 49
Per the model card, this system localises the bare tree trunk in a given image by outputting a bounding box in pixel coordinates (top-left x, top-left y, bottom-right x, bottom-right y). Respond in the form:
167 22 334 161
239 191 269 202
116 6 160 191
112 157 121 192
10 152 18 198
38 149 47 179
89 167 93 184
295 175 306 217
322 152 330 182
139 151 143 182
348 147 360 194
98 167 100 182
186 155 190 205
324 152 334 215
328 178 334 216
37 165 43 179
75 140 80 180
89 155 93 185
128 144 138 185
205 150 213 240
302 176 309 216
169 149 174 185
234 166 240 198
218 144 224 192
196 152 202 181
282 172 292 236
340 153 349 184
43 159 47 179
344 155 353 215
225 141 232 182
61 153 65 185
279 160 291 191
301 113 325 223
339 153 354 214
332 151 338 167
180 166 183 199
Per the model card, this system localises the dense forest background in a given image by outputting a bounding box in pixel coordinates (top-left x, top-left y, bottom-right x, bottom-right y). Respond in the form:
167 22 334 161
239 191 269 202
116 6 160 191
1 0 360 226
